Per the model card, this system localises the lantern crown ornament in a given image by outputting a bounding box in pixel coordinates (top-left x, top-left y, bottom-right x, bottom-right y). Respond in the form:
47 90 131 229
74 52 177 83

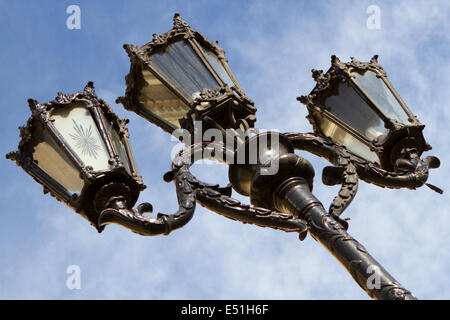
117 13 256 137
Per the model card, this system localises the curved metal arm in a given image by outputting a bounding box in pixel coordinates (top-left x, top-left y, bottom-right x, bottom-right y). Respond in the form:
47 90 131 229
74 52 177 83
97 157 196 236
98 140 308 238
355 157 441 192
163 142 309 239
196 186 308 239
284 132 442 218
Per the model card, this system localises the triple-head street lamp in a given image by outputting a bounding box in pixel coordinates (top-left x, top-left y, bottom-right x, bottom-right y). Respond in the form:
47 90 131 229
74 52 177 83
7 14 441 300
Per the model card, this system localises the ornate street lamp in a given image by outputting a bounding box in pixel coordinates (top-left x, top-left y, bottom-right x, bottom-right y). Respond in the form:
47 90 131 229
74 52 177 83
7 82 196 236
6 14 442 300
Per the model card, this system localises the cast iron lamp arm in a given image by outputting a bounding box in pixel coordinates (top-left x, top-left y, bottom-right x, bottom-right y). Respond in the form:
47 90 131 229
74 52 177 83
97 154 196 236
284 131 442 220
163 141 310 237
285 132 440 189
98 141 310 237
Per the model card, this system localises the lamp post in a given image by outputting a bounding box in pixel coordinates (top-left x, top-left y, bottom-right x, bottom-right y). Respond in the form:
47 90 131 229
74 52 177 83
7 14 441 300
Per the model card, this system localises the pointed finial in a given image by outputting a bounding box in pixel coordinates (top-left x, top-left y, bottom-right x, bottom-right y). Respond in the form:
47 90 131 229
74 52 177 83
331 55 340 65
83 81 96 96
173 13 189 30
311 69 325 81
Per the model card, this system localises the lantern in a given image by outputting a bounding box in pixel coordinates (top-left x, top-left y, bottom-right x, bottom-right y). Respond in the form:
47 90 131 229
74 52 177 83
298 55 430 171
117 13 256 136
6 82 145 231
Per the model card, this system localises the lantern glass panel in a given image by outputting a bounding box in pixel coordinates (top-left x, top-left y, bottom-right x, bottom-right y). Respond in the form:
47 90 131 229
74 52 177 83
352 71 410 125
32 124 84 195
200 46 234 87
313 112 380 163
51 104 110 171
320 80 388 143
151 40 220 98
139 69 190 128
103 117 131 174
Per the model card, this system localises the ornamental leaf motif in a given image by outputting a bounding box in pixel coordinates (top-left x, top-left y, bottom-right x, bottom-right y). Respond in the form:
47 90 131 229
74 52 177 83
69 119 101 159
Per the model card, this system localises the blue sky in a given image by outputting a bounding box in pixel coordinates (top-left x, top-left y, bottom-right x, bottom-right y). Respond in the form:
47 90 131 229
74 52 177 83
0 0 449 299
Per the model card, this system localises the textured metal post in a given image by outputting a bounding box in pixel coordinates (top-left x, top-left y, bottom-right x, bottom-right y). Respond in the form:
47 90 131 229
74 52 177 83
273 177 417 300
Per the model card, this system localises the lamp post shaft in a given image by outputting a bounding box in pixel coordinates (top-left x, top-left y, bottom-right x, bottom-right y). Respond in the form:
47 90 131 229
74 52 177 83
273 177 416 300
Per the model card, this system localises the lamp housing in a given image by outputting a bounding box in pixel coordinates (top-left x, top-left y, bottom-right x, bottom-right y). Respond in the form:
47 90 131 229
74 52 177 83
7 82 145 231
117 13 256 138
299 55 430 171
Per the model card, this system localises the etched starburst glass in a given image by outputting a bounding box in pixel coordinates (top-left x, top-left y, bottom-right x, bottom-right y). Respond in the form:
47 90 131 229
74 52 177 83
69 119 102 159
51 103 110 171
